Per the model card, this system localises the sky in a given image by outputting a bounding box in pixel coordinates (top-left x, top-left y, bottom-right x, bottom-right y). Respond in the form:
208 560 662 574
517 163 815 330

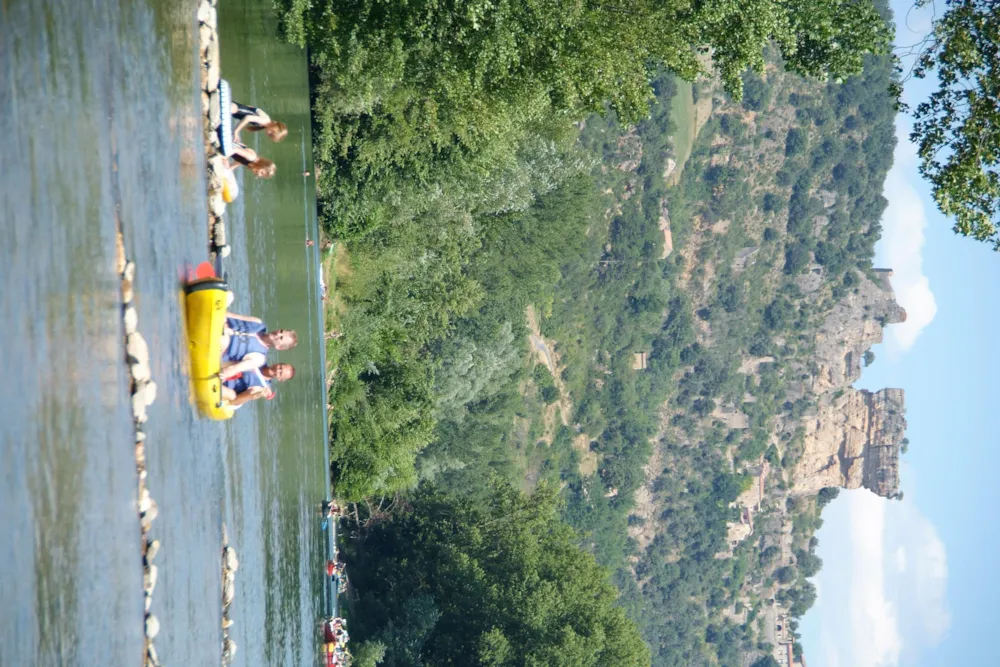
799 2 1000 665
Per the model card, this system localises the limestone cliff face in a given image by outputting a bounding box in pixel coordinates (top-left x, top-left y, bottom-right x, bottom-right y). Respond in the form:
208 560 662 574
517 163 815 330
809 269 907 394
791 388 906 497
790 270 908 498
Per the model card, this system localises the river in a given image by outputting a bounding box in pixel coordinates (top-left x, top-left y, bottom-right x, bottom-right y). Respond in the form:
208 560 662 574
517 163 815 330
0 0 329 664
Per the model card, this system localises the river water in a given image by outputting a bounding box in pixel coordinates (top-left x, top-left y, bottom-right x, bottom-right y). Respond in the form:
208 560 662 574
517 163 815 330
0 0 328 664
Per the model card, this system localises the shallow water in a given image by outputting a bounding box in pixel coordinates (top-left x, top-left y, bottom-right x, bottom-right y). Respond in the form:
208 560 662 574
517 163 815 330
0 0 329 663
218 0 332 661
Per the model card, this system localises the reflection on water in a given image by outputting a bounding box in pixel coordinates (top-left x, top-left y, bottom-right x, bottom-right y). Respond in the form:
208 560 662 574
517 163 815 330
219 0 331 664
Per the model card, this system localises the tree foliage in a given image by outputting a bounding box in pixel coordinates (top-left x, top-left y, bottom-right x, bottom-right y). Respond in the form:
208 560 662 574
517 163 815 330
345 481 650 667
911 0 1000 247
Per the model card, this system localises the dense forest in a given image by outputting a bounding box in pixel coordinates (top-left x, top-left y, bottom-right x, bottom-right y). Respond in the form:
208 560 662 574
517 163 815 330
278 0 900 665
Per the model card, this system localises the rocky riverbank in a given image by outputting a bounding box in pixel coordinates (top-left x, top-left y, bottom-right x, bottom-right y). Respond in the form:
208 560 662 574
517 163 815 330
221 525 239 665
114 234 162 667
197 0 230 262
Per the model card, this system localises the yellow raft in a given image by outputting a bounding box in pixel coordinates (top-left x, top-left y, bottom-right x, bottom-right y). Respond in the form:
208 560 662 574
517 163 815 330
185 277 235 420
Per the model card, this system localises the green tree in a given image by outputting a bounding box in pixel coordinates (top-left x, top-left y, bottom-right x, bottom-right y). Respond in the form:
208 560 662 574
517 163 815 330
775 566 798 585
863 349 876 366
911 0 1000 248
752 656 781 667
346 481 650 667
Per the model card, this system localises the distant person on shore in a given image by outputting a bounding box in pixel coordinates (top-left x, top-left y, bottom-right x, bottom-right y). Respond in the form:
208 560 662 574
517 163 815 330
230 101 287 144
221 363 295 407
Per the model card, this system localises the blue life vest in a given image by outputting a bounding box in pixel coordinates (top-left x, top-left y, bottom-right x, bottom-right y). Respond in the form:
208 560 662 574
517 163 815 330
224 318 268 362
223 367 270 395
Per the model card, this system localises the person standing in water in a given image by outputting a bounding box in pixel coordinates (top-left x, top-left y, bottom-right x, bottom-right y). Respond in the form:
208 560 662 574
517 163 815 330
230 101 287 144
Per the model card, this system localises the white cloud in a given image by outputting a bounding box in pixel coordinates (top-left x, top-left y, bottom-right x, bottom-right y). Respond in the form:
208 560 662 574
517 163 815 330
879 123 937 355
847 494 903 666
895 546 907 574
814 491 951 667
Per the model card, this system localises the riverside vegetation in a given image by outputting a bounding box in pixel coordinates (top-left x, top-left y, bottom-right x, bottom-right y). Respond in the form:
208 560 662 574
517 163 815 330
279 0 907 665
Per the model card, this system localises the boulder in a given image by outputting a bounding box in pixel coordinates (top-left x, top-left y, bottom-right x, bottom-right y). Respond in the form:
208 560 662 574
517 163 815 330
137 380 157 408
144 565 158 595
220 245 231 258
222 577 235 607
123 260 136 284
123 306 138 335
223 638 237 661
222 617 234 629
209 192 226 218
209 90 221 129
199 23 214 60
131 393 148 424
145 539 160 564
147 645 159 667
139 488 152 514
130 359 152 385
224 546 239 572
197 2 217 30
140 500 158 532
126 333 149 366
213 221 227 247
205 39 220 92
145 614 160 639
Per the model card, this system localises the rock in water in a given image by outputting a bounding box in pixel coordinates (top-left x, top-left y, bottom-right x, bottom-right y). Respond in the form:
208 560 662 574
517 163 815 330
138 380 157 408
123 260 136 284
224 546 239 572
126 333 150 366
139 488 152 514
123 306 138 335
199 23 214 59
222 578 235 607
145 614 160 639
145 539 160 563
206 39 220 92
144 565 158 595
208 90 221 129
222 637 237 664
197 2 216 30
209 192 226 218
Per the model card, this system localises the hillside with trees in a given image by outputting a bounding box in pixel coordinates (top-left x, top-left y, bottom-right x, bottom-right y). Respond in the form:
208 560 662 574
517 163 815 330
279 0 902 665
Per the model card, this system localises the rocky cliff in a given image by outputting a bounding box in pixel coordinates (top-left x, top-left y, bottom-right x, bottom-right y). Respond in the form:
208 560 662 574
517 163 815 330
790 270 908 498
808 269 907 394
791 388 906 497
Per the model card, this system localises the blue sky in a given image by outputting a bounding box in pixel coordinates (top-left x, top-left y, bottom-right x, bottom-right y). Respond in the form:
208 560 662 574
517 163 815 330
800 2 1000 665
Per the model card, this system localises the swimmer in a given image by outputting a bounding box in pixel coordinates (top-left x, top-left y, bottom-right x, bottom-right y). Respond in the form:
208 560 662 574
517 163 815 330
230 101 288 144
227 143 276 179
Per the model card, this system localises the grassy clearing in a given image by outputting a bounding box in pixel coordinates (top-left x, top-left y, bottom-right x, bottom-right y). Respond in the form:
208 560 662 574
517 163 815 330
667 79 696 186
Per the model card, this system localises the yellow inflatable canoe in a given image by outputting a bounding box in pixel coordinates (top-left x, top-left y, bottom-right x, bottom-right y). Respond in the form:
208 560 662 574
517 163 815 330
184 277 235 420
